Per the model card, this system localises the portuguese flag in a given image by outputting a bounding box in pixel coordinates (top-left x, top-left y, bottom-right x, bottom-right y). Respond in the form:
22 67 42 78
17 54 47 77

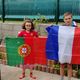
5 37 47 66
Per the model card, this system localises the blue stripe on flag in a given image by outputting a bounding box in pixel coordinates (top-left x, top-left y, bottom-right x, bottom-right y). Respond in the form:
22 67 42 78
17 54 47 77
46 25 59 61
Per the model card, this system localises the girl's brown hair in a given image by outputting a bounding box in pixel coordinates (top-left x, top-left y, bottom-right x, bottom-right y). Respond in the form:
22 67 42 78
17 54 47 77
22 19 34 32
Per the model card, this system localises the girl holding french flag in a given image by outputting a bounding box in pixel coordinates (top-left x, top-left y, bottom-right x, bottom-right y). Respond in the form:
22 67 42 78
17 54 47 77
60 12 78 80
46 12 79 80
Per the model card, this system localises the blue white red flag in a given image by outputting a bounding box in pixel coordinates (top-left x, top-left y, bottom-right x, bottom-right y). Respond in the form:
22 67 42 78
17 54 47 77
46 25 80 64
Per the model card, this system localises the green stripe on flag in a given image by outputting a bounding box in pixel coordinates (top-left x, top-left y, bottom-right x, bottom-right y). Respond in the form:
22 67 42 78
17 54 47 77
5 37 24 66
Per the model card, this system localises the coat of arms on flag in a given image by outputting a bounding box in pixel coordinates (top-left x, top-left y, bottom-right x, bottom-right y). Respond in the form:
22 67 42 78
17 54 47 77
18 44 31 57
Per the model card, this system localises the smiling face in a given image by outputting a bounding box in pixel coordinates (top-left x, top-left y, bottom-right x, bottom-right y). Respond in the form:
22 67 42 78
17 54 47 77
25 22 32 31
64 14 72 26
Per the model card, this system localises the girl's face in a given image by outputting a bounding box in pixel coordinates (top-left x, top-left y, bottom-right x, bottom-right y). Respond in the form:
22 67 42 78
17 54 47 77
25 22 32 31
64 15 72 26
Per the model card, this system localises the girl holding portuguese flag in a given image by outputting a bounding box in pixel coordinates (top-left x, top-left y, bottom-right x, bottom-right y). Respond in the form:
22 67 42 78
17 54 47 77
18 18 38 79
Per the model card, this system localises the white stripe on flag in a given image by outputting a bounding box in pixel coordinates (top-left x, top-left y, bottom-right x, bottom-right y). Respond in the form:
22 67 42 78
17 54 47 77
58 26 75 64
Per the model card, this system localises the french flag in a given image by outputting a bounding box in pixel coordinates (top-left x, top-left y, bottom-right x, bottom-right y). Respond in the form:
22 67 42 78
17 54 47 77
46 25 80 64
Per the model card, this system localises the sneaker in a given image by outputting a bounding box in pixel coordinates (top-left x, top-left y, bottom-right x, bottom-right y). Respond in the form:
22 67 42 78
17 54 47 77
30 76 36 79
30 72 36 79
19 73 25 79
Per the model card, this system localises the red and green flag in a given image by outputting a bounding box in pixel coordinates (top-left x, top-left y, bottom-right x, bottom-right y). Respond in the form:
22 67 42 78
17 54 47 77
5 37 47 66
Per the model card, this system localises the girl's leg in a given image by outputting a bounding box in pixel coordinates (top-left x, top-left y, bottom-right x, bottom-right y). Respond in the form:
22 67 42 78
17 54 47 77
67 64 72 80
60 64 65 80
29 65 36 79
19 64 25 79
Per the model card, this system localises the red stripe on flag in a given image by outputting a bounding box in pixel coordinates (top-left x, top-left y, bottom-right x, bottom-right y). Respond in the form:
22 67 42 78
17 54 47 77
33 37 47 65
24 37 34 64
24 37 47 65
71 27 80 64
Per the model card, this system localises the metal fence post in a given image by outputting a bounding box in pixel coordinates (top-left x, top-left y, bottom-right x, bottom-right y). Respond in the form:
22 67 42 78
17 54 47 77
55 0 59 24
2 0 5 22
